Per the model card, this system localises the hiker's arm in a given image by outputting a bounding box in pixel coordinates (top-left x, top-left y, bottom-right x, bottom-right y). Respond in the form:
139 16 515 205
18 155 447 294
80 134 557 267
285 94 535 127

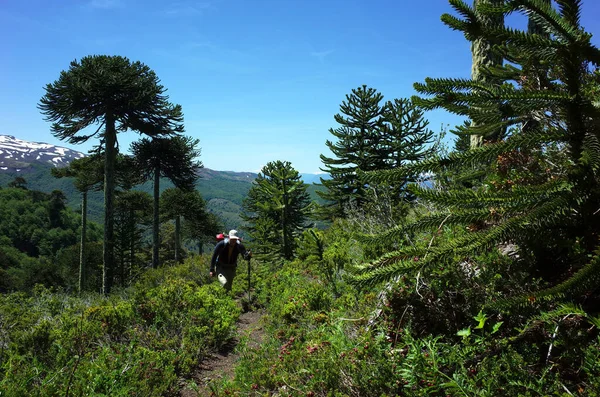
210 242 221 273
240 243 252 260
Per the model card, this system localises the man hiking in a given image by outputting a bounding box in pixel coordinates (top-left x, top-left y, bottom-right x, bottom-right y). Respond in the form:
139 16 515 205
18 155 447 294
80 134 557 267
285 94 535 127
210 230 251 292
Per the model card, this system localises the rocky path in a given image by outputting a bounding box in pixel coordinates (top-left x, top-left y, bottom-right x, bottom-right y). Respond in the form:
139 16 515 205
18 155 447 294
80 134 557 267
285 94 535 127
179 306 266 397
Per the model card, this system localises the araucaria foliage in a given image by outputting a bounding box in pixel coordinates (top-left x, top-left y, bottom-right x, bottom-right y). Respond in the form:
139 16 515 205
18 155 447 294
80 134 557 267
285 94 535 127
241 160 311 261
39 55 184 294
317 86 437 220
353 0 600 308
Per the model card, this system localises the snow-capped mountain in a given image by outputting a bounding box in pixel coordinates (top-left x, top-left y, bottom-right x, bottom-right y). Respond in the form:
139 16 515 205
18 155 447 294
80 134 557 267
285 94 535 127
0 135 85 172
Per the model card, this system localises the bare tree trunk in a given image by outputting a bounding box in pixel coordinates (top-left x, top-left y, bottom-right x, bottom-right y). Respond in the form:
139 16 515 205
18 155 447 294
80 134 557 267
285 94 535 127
152 164 160 268
79 190 87 295
103 112 116 295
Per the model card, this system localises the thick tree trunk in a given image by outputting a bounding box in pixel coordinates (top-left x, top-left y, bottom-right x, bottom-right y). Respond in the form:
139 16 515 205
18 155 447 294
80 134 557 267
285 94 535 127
470 0 504 148
175 215 181 263
152 164 160 268
198 240 203 255
79 190 87 295
103 112 116 295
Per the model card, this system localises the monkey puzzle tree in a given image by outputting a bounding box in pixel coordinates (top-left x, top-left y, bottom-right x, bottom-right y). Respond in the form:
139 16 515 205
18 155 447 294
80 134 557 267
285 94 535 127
353 0 600 311
51 154 103 294
376 98 438 203
160 187 208 263
39 55 184 295
114 190 152 285
242 160 311 261
131 135 201 268
184 211 222 255
317 85 385 220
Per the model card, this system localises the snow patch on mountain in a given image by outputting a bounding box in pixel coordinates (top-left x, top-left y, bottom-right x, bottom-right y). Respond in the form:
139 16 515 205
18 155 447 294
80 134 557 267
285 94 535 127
0 135 85 171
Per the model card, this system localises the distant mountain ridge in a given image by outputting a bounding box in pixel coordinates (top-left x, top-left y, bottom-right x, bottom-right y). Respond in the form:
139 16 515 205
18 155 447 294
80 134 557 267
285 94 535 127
0 135 85 171
0 134 326 183
0 135 328 230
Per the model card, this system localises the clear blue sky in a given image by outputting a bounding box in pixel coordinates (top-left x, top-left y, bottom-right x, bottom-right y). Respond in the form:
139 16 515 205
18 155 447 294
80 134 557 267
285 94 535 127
2 0 600 173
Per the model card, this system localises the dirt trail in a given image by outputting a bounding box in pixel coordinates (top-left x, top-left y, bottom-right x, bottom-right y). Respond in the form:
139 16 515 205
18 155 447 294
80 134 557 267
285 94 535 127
179 306 266 397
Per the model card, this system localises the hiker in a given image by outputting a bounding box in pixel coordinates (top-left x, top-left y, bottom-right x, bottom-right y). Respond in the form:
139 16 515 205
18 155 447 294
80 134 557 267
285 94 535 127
209 229 252 292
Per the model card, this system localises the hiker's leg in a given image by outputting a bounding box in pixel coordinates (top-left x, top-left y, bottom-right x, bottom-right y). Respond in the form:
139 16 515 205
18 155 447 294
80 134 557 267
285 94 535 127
216 265 236 292
223 267 236 292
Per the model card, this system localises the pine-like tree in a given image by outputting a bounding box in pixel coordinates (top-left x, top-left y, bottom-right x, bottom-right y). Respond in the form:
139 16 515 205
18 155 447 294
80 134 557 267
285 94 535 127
131 135 201 268
184 211 222 255
51 154 103 293
352 0 600 308
317 85 385 220
114 190 152 285
242 160 311 261
39 55 184 294
377 98 437 201
160 188 207 263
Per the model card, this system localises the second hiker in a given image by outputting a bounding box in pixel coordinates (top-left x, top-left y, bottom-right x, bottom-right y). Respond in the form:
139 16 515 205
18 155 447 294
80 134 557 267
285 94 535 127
209 229 251 292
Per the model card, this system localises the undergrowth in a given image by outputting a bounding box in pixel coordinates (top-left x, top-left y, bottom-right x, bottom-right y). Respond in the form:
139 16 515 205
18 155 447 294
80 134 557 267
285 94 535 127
0 255 239 397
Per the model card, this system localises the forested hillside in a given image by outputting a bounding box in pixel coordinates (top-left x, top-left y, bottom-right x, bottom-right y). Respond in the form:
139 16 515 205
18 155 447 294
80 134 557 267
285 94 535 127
0 156 326 230
2 1 600 396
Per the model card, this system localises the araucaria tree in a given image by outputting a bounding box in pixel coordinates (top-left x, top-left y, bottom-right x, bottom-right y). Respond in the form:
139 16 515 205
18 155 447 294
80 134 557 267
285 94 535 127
242 160 311 261
39 55 184 295
317 85 385 220
377 98 437 202
353 0 600 308
51 154 103 294
160 187 207 263
114 190 152 285
131 135 201 268
318 86 438 221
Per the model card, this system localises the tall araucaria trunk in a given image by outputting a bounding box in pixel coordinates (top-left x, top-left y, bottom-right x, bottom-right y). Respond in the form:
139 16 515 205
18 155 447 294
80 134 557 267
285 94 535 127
79 190 87 295
103 112 116 295
153 164 160 269
470 0 505 148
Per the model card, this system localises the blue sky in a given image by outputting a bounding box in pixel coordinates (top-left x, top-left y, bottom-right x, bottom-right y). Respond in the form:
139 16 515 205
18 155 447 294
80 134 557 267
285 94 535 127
1 0 600 173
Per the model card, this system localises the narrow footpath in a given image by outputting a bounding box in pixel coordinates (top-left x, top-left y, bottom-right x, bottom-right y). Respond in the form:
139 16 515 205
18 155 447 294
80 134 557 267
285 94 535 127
179 306 266 397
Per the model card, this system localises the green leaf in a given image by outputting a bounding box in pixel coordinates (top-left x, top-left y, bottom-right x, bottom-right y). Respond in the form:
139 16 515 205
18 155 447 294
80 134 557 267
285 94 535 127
491 321 504 334
457 327 471 337
474 310 487 329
